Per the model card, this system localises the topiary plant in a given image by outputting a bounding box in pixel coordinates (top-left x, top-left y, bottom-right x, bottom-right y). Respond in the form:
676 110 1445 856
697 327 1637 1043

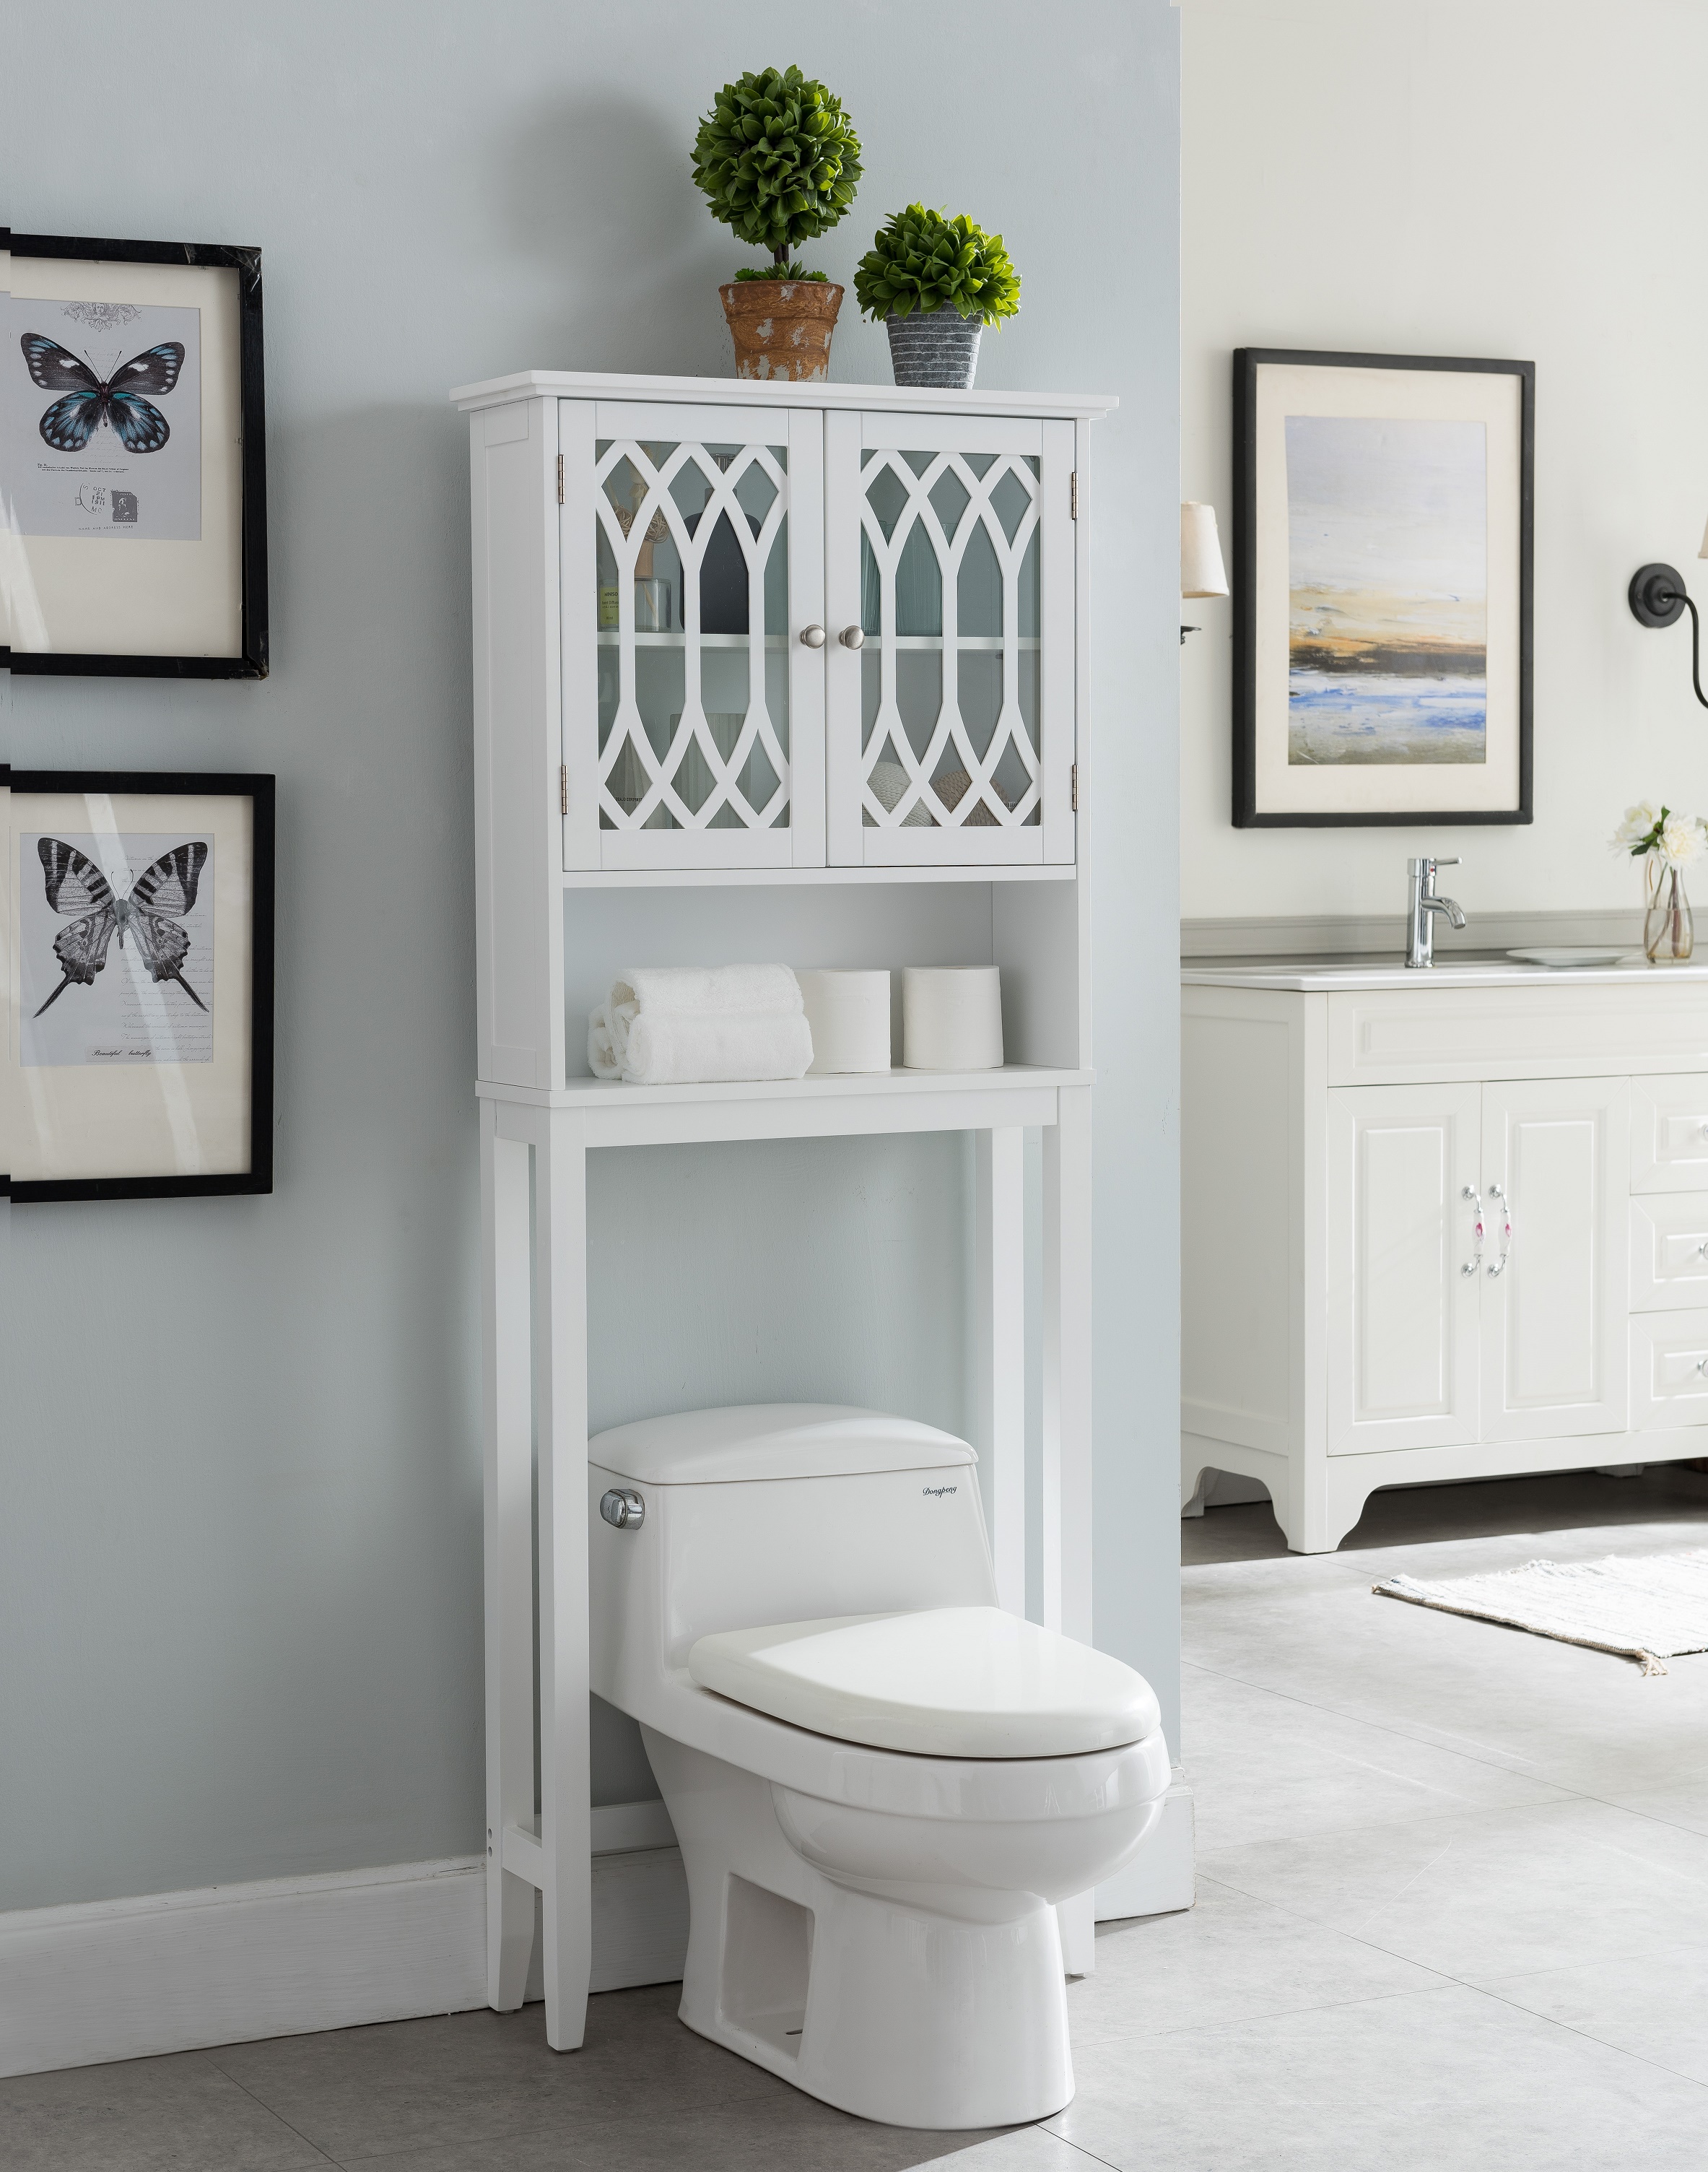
692 66 862 279
854 205 1021 324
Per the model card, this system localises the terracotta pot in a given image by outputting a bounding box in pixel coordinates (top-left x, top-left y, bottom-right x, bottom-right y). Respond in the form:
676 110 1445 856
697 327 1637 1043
719 280 843 382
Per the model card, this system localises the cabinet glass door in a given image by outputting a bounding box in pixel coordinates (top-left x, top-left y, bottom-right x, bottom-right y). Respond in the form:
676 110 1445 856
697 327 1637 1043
562 401 824 871
825 412 1074 867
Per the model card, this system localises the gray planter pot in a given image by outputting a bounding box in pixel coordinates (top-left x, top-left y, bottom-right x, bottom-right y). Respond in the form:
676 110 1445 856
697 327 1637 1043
886 310 983 390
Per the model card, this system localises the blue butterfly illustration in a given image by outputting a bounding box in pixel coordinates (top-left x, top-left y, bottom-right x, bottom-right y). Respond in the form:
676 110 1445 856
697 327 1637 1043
34 838 209 1017
21 334 185 453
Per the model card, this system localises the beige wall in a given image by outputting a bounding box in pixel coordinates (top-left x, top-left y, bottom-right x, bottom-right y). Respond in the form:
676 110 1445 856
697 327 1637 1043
1182 0 1708 924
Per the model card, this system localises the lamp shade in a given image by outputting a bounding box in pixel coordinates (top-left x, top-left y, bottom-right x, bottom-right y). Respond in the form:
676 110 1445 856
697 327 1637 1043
1182 502 1229 599
1699 515 1708 561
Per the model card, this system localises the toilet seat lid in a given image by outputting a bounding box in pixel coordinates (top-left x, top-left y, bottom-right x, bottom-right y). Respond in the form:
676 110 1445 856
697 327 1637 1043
687 1605 1160 1759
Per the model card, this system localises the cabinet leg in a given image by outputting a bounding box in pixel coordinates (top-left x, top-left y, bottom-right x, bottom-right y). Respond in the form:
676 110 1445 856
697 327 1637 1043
534 1108 592 2053
483 1108 538 2010
1042 1088 1092 1641
976 1127 1027 1615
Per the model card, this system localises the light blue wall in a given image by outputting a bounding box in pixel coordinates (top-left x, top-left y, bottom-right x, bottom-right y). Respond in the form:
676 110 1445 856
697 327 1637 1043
0 0 1180 1909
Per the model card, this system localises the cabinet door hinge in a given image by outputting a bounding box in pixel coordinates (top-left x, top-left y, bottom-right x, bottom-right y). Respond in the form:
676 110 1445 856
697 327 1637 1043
556 453 565 505
1071 762 1079 812
559 764 569 815
1069 471 1079 520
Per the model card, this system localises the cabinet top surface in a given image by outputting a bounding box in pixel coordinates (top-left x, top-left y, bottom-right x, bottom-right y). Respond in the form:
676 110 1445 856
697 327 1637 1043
450 367 1115 422
1182 958 1708 992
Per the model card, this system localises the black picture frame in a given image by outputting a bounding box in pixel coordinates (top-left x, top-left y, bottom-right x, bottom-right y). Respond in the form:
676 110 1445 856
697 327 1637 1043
1233 347 1534 828
0 768 275 1203
1 230 269 680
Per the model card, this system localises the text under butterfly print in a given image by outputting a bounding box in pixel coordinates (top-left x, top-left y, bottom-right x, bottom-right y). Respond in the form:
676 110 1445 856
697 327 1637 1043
35 838 209 1016
20 334 186 453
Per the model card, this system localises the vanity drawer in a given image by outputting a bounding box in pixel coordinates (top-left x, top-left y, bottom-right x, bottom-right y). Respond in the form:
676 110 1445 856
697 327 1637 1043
1629 1308 1708 1430
1325 986 1708 1087
1630 1194 1708 1308
1631 1075 1708 1192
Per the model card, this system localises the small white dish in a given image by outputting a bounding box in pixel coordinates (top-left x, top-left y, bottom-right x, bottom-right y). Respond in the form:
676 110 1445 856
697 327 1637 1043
1506 947 1629 968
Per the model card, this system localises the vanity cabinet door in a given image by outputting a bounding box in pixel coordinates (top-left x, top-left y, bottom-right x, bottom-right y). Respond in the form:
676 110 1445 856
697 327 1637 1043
822 410 1075 867
1326 1085 1483 1456
1479 1077 1630 1442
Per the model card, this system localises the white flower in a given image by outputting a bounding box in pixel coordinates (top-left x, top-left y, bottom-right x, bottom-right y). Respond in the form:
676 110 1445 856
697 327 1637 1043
1657 814 1707 868
1611 799 1664 853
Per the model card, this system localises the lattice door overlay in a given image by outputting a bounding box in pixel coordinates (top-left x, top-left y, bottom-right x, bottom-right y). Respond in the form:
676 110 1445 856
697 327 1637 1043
593 438 791 834
858 450 1042 834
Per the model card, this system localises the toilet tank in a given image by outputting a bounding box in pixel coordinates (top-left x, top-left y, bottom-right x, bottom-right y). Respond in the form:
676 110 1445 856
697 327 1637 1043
588 1404 997 1715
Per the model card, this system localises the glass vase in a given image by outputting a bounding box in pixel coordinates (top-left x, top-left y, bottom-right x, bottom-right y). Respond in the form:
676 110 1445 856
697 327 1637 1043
1644 856 1694 964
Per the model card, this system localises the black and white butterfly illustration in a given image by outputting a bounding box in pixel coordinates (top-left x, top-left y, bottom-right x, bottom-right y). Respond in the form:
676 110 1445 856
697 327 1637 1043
20 334 186 454
35 838 209 1017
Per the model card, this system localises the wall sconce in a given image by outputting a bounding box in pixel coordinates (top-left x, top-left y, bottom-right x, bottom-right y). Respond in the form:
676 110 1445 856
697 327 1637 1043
1182 501 1229 645
1629 532 1708 706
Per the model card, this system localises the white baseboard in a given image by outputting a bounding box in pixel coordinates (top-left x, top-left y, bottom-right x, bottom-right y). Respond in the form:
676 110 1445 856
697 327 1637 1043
1096 1774 1194 1921
0 1802 689 2080
0 1856 488 2081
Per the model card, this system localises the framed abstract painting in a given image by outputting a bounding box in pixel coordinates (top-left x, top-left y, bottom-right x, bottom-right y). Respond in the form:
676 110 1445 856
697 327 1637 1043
1232 348 1533 827
1 230 268 679
0 768 275 1202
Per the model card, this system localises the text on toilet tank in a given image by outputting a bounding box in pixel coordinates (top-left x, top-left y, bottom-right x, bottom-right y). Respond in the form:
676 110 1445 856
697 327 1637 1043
922 1485 958 1498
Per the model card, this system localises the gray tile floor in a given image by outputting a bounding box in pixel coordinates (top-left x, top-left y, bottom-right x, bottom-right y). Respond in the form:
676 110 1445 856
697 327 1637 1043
10 1461 1708 2171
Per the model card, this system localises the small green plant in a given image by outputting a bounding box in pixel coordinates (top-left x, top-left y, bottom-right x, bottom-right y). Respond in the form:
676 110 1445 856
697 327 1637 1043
854 205 1021 324
692 66 861 277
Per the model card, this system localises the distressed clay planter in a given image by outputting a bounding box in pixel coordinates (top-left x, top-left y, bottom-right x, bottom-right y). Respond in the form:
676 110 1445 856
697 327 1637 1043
719 280 844 382
886 310 983 390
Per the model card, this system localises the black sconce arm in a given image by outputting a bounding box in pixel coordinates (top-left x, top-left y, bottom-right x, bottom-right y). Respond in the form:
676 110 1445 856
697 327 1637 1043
1629 562 1708 709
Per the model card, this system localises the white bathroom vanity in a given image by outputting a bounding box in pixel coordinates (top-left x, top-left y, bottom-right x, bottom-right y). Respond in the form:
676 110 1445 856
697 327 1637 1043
1182 957 1708 1552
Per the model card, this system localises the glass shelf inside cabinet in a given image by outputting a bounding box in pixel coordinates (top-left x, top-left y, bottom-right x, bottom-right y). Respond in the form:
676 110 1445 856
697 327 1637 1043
858 449 1043 833
593 436 790 834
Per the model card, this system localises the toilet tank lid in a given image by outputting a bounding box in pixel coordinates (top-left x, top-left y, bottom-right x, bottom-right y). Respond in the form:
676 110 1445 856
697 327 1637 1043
588 1403 976 1485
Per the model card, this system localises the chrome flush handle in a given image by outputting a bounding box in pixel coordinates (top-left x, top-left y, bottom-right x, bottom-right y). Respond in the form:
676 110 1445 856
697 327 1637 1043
1461 1186 1484 1277
1486 1184 1514 1277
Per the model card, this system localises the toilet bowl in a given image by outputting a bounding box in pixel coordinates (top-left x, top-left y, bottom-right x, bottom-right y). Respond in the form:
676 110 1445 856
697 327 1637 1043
588 1403 1170 2131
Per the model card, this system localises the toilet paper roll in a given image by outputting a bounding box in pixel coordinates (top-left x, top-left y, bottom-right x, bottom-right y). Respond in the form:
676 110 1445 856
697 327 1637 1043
902 967 1003 1072
797 968 893 1074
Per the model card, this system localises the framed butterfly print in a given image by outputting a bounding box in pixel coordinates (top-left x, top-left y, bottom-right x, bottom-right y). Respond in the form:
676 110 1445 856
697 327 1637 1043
1 232 269 679
0 769 275 1202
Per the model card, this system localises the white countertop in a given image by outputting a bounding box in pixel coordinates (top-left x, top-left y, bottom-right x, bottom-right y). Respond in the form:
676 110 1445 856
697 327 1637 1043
1181 955 1708 991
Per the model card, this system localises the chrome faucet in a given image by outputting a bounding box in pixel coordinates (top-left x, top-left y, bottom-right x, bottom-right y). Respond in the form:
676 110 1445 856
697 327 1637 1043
1406 856 1466 968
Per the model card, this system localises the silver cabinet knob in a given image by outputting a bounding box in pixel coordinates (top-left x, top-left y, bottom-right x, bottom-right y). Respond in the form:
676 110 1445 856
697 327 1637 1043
599 1488 645 1530
798 625 827 648
839 625 866 649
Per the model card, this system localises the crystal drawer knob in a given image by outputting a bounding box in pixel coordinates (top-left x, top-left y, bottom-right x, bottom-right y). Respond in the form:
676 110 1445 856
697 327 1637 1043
799 625 827 648
599 1488 645 1530
839 625 866 649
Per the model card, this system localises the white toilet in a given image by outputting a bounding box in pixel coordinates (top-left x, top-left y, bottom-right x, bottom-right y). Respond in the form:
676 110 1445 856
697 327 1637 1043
588 1402 1169 2132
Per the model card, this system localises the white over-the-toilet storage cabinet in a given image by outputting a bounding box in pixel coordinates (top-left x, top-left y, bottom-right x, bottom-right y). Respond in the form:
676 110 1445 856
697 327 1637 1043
1182 963 1708 1554
458 368 1112 2054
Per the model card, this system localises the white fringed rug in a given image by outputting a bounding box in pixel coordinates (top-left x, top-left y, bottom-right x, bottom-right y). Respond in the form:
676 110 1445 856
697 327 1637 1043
1373 1550 1708 1674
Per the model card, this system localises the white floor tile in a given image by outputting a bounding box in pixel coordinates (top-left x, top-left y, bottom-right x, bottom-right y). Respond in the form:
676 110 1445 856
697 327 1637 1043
1046 1984 1708 2172
1068 1876 1446 2044
1485 1941 1708 2087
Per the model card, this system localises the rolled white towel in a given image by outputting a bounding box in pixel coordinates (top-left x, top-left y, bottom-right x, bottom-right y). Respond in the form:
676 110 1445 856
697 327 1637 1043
622 1008 814 1085
589 963 812 1085
613 964 804 1019
588 1002 622 1079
